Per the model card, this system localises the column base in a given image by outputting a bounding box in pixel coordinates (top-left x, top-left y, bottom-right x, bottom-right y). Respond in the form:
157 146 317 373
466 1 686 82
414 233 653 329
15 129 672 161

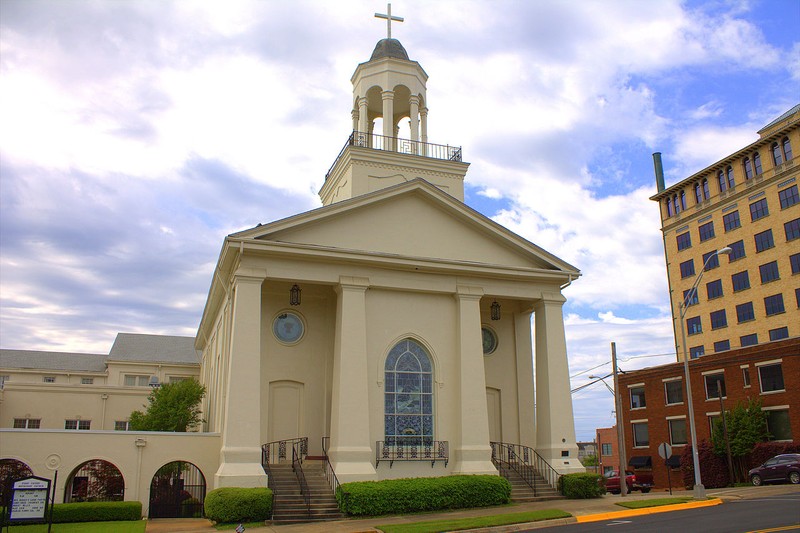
451 445 498 476
214 446 268 489
535 446 585 475
329 446 377 483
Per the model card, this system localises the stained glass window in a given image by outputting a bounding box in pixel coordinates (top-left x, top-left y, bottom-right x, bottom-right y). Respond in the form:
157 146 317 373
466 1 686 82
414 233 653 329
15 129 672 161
384 339 434 446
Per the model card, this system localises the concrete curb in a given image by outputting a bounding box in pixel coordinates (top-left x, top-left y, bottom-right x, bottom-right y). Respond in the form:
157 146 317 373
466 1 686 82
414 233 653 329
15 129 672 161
575 497 723 523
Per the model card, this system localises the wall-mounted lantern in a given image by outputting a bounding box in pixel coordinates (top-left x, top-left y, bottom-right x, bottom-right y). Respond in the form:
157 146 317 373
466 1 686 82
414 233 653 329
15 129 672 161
490 300 501 321
290 284 302 306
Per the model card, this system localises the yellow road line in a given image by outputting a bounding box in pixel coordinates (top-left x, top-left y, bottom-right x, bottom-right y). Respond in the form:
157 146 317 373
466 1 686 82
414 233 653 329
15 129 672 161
575 498 723 523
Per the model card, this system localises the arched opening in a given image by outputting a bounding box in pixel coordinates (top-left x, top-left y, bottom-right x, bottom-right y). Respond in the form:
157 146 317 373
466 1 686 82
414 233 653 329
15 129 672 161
148 461 205 518
64 459 124 502
0 459 34 507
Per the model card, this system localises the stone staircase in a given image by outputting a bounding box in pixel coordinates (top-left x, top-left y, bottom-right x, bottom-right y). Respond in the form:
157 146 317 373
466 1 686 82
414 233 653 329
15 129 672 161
496 463 564 503
268 461 344 525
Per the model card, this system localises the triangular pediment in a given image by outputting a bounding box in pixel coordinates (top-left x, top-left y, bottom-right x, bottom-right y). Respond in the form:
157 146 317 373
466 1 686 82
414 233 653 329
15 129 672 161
235 180 578 274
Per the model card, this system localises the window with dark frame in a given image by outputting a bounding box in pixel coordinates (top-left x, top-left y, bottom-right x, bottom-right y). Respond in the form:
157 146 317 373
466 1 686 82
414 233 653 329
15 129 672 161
728 240 746 260
714 340 731 352
736 301 755 322
664 380 683 405
743 158 753 180
65 420 91 430
13 418 41 429
749 198 769 221
690 345 705 358
679 259 695 278
754 229 774 252
759 261 780 283
632 422 649 447
782 137 793 161
630 386 646 409
706 279 723 299
766 409 792 441
710 309 727 329
785 218 800 241
694 183 702 204
702 250 720 270
723 210 741 231
602 443 613 456
677 232 692 251
702 179 710 200
769 327 789 341
732 270 750 292
699 221 715 242
669 419 688 446
772 142 783 165
764 293 785 316
683 289 699 306
740 333 758 347
779 184 799 209
790 253 800 274
727 166 735 188
687 316 702 335
758 363 785 393
704 373 726 399
753 152 763 175
742 367 751 387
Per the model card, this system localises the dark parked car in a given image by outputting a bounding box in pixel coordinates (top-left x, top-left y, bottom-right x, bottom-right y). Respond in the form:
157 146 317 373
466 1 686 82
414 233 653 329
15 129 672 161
748 454 800 486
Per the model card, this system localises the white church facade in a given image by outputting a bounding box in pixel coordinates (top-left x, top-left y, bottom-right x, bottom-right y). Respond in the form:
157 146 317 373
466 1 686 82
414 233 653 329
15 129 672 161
1 19 584 518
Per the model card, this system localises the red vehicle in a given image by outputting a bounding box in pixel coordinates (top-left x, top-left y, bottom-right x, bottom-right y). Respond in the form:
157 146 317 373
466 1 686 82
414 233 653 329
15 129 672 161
748 454 800 486
604 470 653 494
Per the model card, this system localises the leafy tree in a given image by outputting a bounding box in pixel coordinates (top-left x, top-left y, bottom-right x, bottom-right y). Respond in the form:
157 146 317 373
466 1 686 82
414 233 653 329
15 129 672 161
129 379 206 432
581 454 599 467
711 397 769 482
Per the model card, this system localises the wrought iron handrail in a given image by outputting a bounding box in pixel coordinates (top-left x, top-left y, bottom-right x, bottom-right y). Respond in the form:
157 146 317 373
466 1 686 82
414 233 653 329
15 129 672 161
321 437 348 510
375 440 449 468
325 131 463 179
292 441 311 514
262 437 308 466
490 442 563 496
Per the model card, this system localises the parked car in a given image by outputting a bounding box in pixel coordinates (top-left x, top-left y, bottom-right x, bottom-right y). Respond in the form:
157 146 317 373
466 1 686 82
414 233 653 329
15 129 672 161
748 454 800 486
604 470 653 494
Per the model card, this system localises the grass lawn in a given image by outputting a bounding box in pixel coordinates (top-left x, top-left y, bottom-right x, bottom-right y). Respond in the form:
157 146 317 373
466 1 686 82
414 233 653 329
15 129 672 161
6 521 145 533
375 509 571 533
214 521 264 530
615 497 694 509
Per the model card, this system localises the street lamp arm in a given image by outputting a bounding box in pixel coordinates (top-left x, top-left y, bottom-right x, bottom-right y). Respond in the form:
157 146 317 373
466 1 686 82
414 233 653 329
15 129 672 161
679 247 732 319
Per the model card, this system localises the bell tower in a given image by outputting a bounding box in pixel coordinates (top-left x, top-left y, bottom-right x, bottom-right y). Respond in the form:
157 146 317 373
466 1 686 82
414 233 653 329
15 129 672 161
319 4 469 205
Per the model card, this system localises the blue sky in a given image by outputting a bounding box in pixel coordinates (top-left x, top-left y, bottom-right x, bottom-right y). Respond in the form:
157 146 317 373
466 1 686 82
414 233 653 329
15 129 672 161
1 0 798 441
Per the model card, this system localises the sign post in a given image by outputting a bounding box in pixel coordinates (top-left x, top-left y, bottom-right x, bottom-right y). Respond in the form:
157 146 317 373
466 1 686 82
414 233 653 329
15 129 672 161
657 442 673 495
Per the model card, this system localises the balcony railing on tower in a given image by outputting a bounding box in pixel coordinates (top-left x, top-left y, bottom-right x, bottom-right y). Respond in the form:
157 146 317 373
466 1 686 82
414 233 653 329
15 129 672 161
325 131 463 180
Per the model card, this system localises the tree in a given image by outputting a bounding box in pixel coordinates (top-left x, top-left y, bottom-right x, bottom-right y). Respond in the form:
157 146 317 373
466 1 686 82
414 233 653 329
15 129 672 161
129 379 206 432
582 454 599 467
711 397 769 482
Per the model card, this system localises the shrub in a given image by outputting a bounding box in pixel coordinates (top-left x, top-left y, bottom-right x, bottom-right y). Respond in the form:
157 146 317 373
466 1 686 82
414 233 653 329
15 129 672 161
51 501 142 523
204 487 272 523
337 475 510 516
557 473 605 499
680 441 729 489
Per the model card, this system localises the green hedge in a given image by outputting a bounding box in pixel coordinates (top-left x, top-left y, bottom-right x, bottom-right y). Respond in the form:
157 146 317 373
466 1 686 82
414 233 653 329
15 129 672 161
0 501 142 524
557 473 605 499
203 487 272 524
337 475 511 516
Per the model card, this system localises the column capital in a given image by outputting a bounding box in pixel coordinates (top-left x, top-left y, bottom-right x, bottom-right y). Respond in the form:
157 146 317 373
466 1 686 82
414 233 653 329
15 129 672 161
381 90 395 100
232 266 267 284
455 285 484 300
536 291 566 305
409 94 421 106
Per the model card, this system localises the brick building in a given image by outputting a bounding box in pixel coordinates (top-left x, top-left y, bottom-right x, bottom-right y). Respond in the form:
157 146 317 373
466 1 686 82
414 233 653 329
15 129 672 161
618 337 799 490
595 426 620 476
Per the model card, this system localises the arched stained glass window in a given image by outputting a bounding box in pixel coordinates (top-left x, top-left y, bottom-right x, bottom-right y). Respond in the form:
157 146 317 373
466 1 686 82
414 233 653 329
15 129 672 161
384 339 433 446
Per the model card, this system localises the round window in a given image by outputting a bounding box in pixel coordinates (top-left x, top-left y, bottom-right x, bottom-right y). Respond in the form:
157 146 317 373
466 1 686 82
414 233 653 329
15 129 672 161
273 311 305 344
482 326 498 355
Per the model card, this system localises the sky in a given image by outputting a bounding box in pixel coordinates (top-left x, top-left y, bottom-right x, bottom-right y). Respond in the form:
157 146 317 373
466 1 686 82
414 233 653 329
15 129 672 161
1 0 799 442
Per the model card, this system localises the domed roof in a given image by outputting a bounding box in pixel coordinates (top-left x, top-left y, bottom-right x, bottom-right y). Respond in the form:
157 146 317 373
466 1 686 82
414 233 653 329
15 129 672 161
370 38 410 61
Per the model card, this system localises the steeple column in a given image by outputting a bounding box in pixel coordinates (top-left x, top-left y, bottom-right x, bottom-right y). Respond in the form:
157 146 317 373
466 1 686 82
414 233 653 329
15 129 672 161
351 109 359 134
381 90 395 150
358 97 369 135
409 95 420 152
420 106 429 155
451 286 497 475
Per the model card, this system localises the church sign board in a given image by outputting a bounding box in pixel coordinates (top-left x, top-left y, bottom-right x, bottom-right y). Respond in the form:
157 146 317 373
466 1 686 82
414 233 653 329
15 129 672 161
7 476 51 523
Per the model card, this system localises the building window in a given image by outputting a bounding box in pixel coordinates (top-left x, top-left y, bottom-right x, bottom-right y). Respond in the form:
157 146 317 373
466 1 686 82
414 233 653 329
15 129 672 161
790 253 800 274
0 375 8 389
728 240 745 260
679 259 695 278
749 198 769 221
630 386 646 409
765 409 792 441
80 378 94 385
43 376 55 383
779 184 799 209
683 289 699 306
704 373 726 399
772 142 783 165
753 152 763 175
740 333 759 347
736 301 755 323
698 221 715 242
687 316 702 335
723 211 741 232
666 198 673 217
726 166 735 188
702 179 710 200
769 327 789 341
782 137 793 161
709 414 722 434
758 363 785 393
169 376 189 383
754 229 774 252
124 375 150 387
796 288 800 308
13 418 41 429
718 170 728 190
677 232 692 251
602 443 613 456
742 158 753 180
690 345 705 359
632 423 649 447
706 279 723 299
384 338 434 446
714 340 731 352
764 294 785 316
664 380 683 405
694 183 702 204
114 421 130 431
732 271 750 292
702 250 720 270
673 194 681 214
785 218 800 241
65 420 91 431
669 419 688 446
742 367 751 387
710 309 727 329
759 261 780 284
680 190 687 210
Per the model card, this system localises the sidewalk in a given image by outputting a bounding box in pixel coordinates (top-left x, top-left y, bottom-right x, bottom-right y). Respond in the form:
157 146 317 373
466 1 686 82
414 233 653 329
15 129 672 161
145 484 800 533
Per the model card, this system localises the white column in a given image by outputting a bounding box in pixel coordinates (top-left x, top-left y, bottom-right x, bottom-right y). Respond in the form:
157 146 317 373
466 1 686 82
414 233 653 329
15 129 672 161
358 97 369 136
533 293 582 474
381 90 395 151
328 276 376 481
351 109 359 134
409 95 420 142
420 107 428 156
452 286 497 475
514 307 536 449
215 269 268 488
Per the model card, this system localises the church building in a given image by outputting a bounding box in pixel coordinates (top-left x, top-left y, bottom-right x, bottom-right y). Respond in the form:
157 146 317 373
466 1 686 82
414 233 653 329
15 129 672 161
1 9 584 517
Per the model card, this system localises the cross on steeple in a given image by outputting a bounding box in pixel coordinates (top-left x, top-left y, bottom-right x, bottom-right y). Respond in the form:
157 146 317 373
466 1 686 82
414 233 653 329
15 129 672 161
375 3 404 39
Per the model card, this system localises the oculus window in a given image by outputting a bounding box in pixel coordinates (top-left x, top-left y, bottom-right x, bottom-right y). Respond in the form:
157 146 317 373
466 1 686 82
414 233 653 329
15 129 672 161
481 327 498 355
273 311 305 344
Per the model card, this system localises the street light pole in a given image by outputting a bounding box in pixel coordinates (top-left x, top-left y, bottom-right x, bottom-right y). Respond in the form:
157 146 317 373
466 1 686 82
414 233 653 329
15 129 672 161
678 246 732 500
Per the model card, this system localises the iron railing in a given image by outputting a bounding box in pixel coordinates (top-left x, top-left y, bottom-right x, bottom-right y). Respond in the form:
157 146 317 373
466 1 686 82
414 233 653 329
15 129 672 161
321 437 347 510
490 441 562 495
325 131 463 179
292 441 311 514
375 440 449 468
262 437 309 517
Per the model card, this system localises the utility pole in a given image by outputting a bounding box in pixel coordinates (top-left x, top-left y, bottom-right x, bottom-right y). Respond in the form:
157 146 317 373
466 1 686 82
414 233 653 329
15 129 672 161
612 342 627 497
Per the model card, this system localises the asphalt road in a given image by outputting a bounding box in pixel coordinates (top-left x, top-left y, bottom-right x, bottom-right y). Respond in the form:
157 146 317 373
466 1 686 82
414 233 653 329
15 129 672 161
528 492 800 533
